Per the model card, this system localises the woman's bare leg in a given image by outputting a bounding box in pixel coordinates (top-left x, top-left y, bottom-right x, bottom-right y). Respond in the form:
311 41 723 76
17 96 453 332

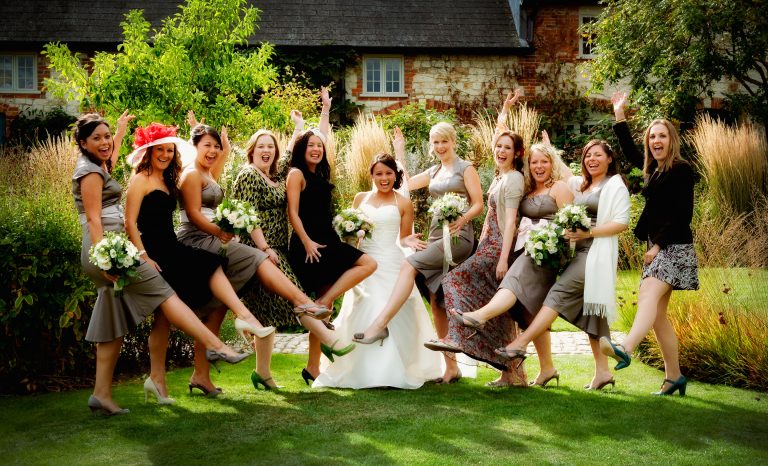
157 294 239 356
652 288 682 388
208 267 267 329
315 255 377 309
92 338 124 411
148 312 172 396
622 277 673 352
462 289 519 324
530 331 558 384
503 306 559 351
357 261 419 339
586 337 613 388
188 308 227 393
432 292 460 382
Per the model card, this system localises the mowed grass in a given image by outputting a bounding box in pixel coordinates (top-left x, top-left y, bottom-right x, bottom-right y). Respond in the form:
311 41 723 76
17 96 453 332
0 354 766 465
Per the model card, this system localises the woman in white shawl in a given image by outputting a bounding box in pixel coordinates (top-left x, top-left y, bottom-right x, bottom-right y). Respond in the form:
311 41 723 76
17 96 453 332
494 140 631 391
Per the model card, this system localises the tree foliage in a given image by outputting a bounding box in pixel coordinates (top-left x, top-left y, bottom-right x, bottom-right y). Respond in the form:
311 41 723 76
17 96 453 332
588 0 768 131
43 0 279 138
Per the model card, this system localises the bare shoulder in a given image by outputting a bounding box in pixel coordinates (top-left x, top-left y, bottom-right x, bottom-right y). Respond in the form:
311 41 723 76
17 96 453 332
352 191 369 208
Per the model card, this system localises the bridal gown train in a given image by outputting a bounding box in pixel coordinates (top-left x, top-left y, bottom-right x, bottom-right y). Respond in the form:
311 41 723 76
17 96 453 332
313 200 445 389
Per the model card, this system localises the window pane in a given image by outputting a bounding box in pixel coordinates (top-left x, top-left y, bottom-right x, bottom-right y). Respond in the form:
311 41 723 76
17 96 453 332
384 58 401 93
17 56 34 90
366 58 381 93
0 56 12 90
581 17 597 55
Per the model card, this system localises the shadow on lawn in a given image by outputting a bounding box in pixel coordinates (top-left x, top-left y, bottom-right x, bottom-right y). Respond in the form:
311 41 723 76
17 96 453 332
102 379 768 464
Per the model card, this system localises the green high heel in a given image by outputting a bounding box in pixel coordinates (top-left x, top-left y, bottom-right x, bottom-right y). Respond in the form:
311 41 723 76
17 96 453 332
599 337 631 370
251 371 282 391
320 340 356 362
652 375 687 396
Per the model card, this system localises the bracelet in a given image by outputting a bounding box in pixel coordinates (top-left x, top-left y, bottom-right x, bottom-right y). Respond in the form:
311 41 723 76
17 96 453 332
138 249 146 256
259 245 270 251
320 111 330 116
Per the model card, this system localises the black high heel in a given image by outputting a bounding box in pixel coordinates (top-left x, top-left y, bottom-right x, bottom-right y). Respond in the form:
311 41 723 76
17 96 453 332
188 382 222 398
529 371 560 388
652 375 687 396
320 340 356 362
205 349 249 373
584 378 616 391
494 347 527 369
301 368 316 386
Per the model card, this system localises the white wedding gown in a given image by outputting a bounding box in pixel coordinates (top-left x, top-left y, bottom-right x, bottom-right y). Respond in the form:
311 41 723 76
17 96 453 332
313 199 445 389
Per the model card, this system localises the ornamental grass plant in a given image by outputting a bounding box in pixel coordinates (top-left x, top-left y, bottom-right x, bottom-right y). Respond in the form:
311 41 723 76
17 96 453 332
341 113 390 199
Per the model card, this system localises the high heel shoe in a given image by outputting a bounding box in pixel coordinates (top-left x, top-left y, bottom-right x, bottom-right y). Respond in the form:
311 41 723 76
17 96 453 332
423 339 462 353
599 336 631 370
352 328 389 346
494 347 527 369
251 371 282 391
87 395 130 416
529 371 560 388
143 377 176 405
205 348 250 373
652 375 687 396
234 318 275 343
301 368 316 386
294 303 333 320
584 378 616 391
188 382 222 397
319 340 356 362
449 309 484 338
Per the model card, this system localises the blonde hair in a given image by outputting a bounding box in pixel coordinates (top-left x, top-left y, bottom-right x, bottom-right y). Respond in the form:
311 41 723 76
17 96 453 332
245 130 280 177
524 143 565 194
428 122 457 159
643 119 681 176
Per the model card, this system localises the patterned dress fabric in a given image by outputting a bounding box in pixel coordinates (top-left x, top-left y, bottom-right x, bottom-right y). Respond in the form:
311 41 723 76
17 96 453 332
231 164 303 327
177 179 265 315
72 156 173 342
288 170 364 294
442 189 526 379
406 159 475 294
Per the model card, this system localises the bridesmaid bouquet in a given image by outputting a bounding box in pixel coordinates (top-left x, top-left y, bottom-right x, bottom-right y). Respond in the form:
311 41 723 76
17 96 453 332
524 223 569 269
213 198 260 256
429 193 469 272
333 208 374 246
553 204 591 253
89 231 142 296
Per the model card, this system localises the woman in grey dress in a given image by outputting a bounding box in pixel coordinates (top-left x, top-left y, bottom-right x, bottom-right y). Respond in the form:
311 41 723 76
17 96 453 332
353 123 484 384
450 143 573 387
73 114 247 415
494 140 631 390
178 123 343 392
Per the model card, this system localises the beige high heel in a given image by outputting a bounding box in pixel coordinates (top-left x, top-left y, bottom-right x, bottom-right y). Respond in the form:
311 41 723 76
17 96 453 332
143 377 176 405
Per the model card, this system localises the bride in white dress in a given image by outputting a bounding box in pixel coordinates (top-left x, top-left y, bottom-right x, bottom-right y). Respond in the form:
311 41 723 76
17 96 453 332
313 153 444 389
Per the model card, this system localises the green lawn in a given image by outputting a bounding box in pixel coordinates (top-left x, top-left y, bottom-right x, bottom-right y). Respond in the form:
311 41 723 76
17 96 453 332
1 354 766 465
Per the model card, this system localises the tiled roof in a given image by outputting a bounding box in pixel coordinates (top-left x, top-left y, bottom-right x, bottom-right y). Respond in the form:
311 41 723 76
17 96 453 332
0 0 523 50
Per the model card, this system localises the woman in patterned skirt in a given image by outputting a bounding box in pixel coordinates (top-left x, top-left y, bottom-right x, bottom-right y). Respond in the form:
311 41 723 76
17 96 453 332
442 142 574 388
353 122 485 384
600 93 699 396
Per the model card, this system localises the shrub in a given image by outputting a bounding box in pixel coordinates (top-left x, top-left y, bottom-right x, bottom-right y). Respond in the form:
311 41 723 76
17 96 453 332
7 107 76 147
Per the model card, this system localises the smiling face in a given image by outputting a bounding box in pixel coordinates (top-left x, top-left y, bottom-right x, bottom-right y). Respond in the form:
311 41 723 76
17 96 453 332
647 123 670 163
304 135 325 167
150 143 178 172
252 134 277 172
195 134 221 170
79 123 113 163
529 149 553 187
371 161 397 193
430 133 455 161
494 134 516 172
582 143 612 180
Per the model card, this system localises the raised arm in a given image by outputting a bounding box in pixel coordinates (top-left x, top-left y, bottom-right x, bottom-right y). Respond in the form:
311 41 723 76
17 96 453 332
111 110 134 166
496 89 520 131
318 86 332 137
286 110 305 153
611 92 644 168
210 126 229 181
393 126 431 190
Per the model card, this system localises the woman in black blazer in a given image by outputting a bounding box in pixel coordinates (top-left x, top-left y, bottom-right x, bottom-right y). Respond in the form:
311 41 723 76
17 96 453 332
600 92 699 396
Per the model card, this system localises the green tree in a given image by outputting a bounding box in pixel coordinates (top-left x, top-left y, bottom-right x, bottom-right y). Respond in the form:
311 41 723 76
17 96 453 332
588 0 768 136
43 0 278 138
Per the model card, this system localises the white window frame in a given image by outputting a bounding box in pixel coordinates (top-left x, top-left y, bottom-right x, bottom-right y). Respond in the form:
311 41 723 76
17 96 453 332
578 8 602 59
0 54 38 94
361 55 407 97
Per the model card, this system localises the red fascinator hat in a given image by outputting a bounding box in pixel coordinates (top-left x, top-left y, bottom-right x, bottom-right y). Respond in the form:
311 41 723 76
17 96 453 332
126 123 196 167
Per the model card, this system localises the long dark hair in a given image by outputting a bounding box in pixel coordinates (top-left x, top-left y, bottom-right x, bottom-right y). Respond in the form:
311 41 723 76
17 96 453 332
290 130 331 180
190 124 222 148
493 130 524 175
580 140 624 191
135 144 182 198
369 153 404 190
74 113 113 172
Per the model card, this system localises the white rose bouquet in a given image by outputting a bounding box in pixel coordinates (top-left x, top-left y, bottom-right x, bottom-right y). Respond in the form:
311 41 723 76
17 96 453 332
213 198 260 256
333 208 374 246
553 204 591 253
523 222 569 269
89 231 142 296
428 192 469 272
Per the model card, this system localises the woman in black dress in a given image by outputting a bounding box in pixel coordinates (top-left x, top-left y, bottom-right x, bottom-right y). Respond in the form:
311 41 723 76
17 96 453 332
73 114 247 415
125 123 275 401
286 89 376 382
600 92 699 396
